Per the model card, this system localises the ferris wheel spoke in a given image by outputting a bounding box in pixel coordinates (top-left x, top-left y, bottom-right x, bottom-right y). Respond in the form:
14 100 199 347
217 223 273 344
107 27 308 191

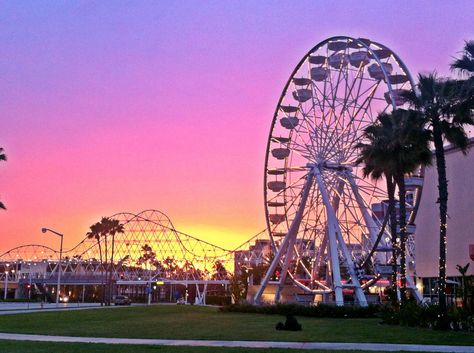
321 80 382 160
289 124 318 160
340 65 365 122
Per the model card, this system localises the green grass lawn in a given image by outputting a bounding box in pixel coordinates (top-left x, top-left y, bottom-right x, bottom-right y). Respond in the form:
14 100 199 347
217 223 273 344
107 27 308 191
0 305 471 346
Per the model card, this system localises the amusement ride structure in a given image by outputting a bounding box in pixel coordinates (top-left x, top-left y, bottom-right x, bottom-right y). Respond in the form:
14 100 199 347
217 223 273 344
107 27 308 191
0 210 265 303
254 36 423 306
0 36 424 306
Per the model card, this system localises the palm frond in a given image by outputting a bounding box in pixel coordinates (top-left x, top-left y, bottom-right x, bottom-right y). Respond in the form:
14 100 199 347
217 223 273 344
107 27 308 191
451 40 474 76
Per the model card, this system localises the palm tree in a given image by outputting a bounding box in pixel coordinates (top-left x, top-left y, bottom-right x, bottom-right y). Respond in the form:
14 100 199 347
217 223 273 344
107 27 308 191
0 148 6 210
357 128 399 297
104 218 124 304
212 260 228 280
86 217 124 305
456 263 470 309
358 109 432 305
86 222 105 305
451 40 474 76
403 72 473 325
451 41 474 134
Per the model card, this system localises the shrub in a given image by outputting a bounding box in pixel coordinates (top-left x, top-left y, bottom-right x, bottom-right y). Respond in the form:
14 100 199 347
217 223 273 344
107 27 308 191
220 301 474 331
379 302 474 331
399 302 421 327
378 304 400 325
219 303 380 318
418 304 440 328
206 295 231 306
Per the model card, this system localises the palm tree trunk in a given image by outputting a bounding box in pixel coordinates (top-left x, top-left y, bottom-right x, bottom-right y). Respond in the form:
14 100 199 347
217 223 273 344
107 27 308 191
103 235 108 306
396 172 407 306
96 240 104 307
432 118 449 328
108 233 115 305
386 175 399 303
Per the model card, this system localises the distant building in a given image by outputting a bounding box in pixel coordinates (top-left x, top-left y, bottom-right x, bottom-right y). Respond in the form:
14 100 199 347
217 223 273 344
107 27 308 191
234 239 271 276
416 138 474 301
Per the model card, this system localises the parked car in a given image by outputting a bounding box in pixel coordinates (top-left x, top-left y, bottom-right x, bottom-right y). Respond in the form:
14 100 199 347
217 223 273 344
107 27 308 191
114 295 132 305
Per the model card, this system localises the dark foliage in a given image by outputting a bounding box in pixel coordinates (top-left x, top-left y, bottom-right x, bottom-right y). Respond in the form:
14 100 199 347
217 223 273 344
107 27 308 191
219 303 379 318
379 303 474 331
206 295 231 306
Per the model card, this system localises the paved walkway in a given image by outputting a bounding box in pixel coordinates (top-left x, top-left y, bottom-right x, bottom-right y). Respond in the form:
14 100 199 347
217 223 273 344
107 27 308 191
0 302 101 311
0 333 473 352
0 303 145 315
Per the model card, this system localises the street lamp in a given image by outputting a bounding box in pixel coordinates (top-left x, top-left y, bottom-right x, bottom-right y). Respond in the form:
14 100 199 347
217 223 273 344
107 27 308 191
3 263 9 300
41 227 63 307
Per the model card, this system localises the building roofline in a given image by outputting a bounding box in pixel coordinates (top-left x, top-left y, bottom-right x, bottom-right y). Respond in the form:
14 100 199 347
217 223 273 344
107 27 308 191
441 136 474 155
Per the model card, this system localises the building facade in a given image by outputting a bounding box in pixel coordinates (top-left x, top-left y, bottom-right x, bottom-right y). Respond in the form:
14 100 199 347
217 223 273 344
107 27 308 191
416 138 474 301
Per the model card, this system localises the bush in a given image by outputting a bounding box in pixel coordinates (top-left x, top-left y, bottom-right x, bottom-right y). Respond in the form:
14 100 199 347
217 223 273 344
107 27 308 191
0 298 40 303
379 302 474 331
448 308 474 331
399 302 421 327
378 304 400 325
219 303 380 318
206 295 231 306
418 304 440 328
221 302 474 331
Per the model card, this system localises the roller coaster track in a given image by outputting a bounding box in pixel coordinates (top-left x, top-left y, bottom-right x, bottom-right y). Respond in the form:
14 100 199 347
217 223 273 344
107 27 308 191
0 209 269 283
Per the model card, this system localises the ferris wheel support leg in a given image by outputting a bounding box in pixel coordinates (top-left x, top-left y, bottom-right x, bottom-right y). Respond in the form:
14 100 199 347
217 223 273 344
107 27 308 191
314 168 344 306
313 179 345 286
254 172 315 304
254 230 290 303
333 226 368 307
347 172 387 265
406 270 423 302
312 233 327 282
275 172 316 303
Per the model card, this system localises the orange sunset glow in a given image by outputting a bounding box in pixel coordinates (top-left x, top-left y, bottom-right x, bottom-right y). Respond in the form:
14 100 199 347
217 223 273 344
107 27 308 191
1 1 473 255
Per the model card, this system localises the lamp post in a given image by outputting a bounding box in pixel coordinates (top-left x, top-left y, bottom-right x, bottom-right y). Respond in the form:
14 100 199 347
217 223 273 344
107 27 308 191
3 271 8 300
3 263 11 300
41 228 63 307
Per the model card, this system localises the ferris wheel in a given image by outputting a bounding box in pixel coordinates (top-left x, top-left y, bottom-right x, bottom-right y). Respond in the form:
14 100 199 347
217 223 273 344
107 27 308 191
254 36 423 306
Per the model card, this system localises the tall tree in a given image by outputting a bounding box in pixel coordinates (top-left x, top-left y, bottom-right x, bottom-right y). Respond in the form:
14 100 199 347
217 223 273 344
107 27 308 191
0 148 6 210
86 222 105 305
105 218 124 304
86 217 124 305
357 130 399 297
451 40 474 130
451 40 474 76
358 109 432 305
403 73 474 326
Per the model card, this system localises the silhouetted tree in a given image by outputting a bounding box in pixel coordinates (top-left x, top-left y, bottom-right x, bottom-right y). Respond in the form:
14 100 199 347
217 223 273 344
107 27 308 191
86 217 124 305
358 109 432 305
404 72 474 325
212 260 228 280
451 40 474 76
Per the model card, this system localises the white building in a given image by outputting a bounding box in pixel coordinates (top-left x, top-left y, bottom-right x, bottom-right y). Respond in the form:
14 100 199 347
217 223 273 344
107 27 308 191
416 138 474 299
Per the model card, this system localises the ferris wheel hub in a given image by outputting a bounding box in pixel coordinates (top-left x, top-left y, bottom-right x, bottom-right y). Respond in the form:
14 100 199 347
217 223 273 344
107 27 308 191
320 162 352 171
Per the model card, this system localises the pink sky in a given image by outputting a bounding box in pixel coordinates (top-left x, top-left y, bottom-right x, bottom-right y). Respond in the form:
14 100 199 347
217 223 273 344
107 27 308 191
1 1 473 251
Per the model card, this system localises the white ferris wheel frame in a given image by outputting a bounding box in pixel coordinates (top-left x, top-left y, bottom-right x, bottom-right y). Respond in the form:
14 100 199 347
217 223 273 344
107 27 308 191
255 36 423 306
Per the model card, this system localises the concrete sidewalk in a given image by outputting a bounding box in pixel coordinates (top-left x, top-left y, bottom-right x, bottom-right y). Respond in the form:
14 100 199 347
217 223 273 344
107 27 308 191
0 333 473 352
0 303 146 315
